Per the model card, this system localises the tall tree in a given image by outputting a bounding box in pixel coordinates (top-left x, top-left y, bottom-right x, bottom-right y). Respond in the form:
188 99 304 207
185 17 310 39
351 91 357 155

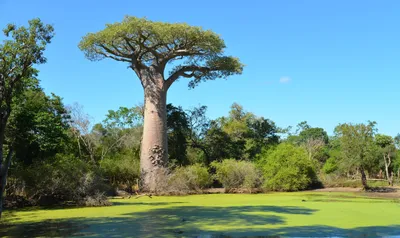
375 134 396 186
79 16 243 191
0 19 54 218
334 122 378 190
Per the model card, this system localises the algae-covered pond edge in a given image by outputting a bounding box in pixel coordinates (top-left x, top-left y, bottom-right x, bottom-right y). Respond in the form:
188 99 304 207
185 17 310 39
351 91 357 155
1 192 400 237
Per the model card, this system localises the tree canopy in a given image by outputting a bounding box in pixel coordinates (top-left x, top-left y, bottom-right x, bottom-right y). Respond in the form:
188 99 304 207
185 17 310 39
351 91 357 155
79 16 243 88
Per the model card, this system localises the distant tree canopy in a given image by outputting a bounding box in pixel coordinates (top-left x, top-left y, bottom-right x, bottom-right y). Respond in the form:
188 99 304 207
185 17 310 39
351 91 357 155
334 122 379 189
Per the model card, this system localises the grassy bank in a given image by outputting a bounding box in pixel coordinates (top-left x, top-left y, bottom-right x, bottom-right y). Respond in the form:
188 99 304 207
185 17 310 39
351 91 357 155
1 192 400 237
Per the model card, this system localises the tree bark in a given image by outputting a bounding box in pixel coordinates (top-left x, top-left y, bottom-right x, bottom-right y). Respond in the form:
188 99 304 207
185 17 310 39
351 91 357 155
360 167 368 190
389 172 394 187
140 78 168 192
383 154 392 186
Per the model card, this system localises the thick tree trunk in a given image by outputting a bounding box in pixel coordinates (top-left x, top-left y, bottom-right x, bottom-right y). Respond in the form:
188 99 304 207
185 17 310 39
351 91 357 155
360 167 368 190
140 83 168 192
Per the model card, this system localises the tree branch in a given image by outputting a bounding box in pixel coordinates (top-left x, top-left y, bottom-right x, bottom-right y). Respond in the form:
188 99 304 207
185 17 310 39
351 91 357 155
98 44 131 62
165 65 210 88
96 51 131 62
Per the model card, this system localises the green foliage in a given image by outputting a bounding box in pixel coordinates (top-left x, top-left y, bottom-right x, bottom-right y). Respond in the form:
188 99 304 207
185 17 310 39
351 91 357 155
394 151 400 176
211 159 261 192
99 154 140 188
79 16 225 62
204 103 279 162
258 143 318 191
7 88 71 165
103 106 143 129
395 134 400 149
322 157 339 174
20 154 110 205
79 16 243 88
334 122 379 172
167 104 190 166
0 18 54 83
204 121 245 162
168 164 212 192
375 134 394 148
299 127 329 144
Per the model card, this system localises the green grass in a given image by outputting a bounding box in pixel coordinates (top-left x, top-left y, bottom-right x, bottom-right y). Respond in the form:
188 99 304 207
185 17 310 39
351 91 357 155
2 192 400 237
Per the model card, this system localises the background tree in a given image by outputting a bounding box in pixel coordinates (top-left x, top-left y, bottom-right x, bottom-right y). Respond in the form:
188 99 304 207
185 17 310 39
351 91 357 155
0 19 54 218
7 85 70 166
334 122 379 190
185 105 211 164
299 128 329 165
166 104 190 166
98 106 143 161
395 134 400 149
245 116 279 159
375 134 396 185
67 103 97 163
287 123 329 165
217 103 279 160
79 16 243 191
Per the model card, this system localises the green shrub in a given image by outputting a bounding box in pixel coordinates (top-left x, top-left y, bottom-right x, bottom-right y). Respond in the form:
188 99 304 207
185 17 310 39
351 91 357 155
168 164 212 192
258 143 318 191
20 154 110 206
211 159 261 192
322 157 339 174
99 154 140 189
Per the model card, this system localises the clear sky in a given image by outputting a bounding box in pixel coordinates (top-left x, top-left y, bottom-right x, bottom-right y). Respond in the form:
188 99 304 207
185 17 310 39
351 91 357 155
1 0 399 136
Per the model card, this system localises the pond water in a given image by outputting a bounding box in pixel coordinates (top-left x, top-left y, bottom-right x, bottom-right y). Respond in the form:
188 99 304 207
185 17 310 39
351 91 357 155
2 193 400 237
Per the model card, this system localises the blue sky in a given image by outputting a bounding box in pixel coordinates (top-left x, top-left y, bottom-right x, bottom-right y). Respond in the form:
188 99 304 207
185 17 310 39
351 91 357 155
1 0 399 136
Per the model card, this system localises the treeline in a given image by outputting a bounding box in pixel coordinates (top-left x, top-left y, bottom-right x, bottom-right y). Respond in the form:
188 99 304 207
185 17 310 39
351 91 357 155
4 84 400 207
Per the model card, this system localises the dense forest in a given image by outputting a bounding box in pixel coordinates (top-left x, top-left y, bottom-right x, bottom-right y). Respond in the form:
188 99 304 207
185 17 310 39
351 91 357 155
1 18 400 215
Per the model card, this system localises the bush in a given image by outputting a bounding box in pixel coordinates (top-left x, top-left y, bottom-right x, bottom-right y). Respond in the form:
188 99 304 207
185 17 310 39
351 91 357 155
19 154 111 206
322 157 339 174
81 191 112 207
258 143 318 191
99 154 140 190
211 159 261 192
168 164 212 193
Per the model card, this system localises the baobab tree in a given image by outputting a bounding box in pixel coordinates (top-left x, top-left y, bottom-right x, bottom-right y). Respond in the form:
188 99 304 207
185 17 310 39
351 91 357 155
79 16 243 191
